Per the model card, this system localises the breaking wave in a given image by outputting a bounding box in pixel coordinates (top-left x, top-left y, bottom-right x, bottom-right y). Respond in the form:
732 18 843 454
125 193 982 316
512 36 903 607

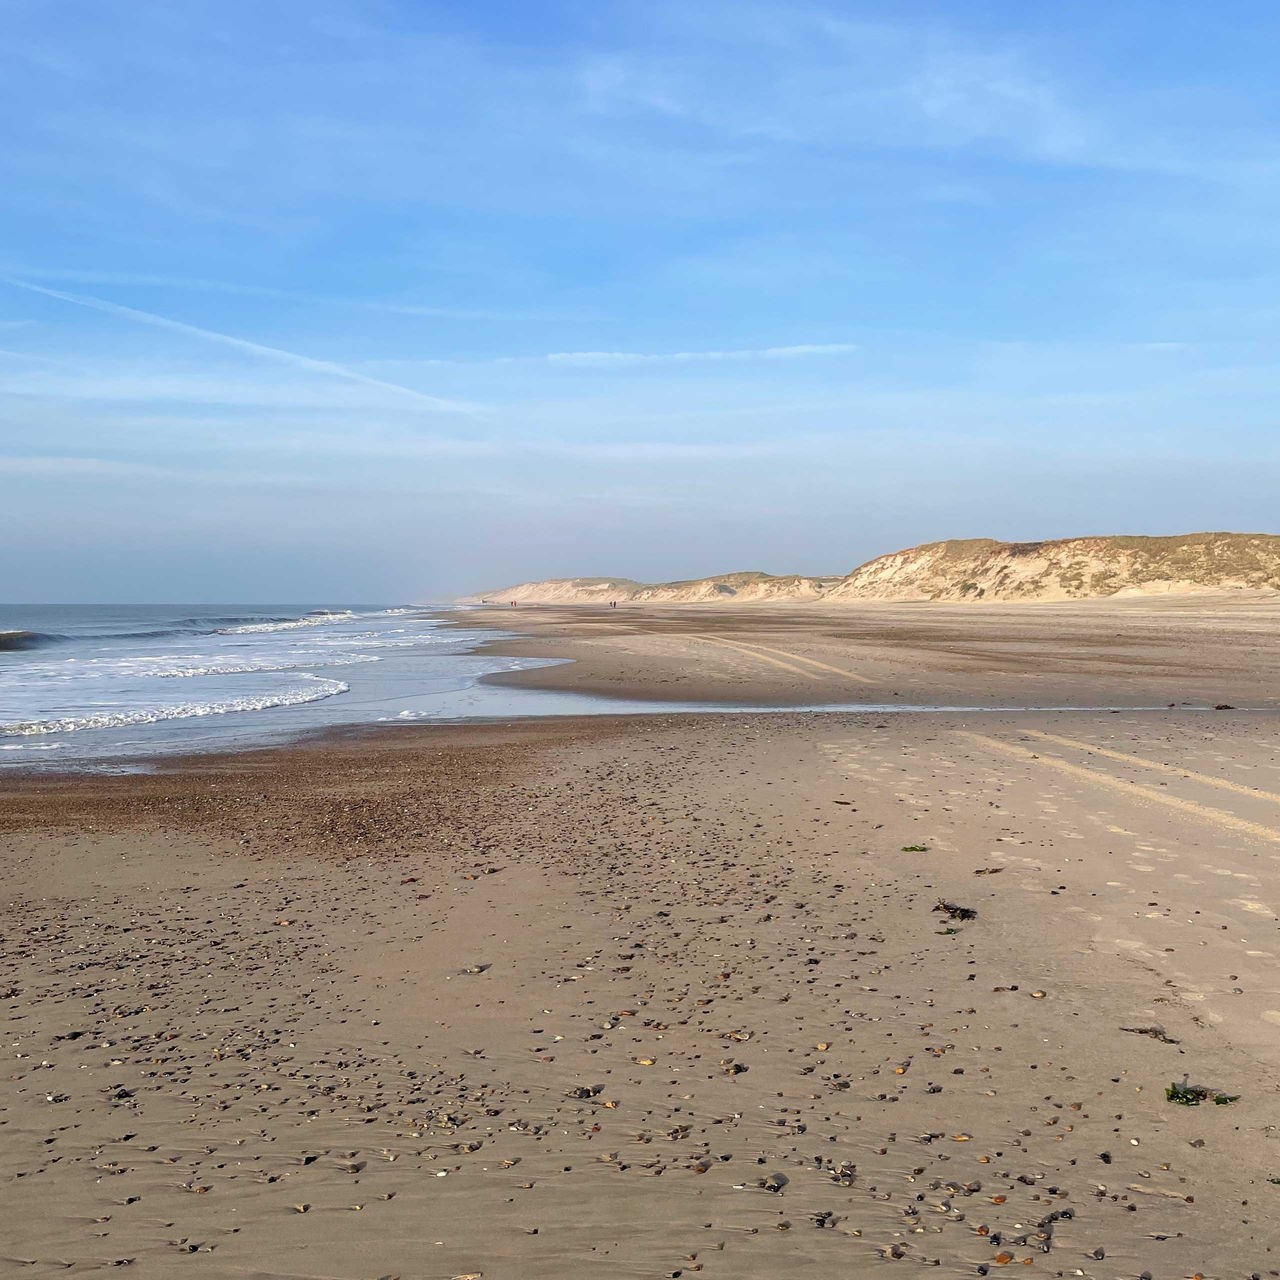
219 611 357 634
0 630 64 652
119 653 380 679
0 675 349 736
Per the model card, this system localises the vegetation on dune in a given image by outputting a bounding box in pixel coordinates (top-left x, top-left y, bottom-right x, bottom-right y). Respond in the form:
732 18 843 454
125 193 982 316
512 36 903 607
471 532 1280 603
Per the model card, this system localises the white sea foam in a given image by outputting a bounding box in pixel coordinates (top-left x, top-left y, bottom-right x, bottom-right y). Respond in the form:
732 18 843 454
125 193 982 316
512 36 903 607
21 653 382 681
300 635 453 652
0 676 349 736
219 611 356 634
216 607 424 634
144 654 380 678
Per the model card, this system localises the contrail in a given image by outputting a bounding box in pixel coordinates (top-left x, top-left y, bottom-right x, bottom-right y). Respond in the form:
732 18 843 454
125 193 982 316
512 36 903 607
9 268 503 320
0 276 478 414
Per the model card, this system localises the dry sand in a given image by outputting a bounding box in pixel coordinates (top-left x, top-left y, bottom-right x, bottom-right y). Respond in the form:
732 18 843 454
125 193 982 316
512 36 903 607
4 600 1280 1278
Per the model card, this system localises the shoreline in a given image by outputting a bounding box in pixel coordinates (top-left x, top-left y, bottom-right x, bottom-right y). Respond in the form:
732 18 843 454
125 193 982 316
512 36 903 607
9 592 1280 777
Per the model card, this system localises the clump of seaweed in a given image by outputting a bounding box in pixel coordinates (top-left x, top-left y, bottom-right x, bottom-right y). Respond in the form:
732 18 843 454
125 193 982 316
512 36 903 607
1166 1076 1239 1106
1121 1025 1180 1045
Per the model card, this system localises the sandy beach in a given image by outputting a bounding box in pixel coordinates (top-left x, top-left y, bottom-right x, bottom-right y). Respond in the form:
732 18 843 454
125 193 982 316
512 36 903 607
5 600 1280 1277
462 594 1280 709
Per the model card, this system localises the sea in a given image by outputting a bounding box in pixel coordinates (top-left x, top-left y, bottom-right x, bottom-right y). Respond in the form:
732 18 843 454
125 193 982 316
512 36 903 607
0 603 572 770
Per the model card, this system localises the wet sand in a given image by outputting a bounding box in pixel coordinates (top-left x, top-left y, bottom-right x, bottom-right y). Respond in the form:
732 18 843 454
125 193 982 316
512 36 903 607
462 594 1280 709
5 600 1280 1277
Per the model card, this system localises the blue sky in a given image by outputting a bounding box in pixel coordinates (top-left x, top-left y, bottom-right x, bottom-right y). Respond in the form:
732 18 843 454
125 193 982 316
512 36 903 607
3 0 1279 600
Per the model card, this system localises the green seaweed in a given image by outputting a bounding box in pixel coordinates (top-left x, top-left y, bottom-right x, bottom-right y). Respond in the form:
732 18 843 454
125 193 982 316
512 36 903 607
1166 1080 1239 1106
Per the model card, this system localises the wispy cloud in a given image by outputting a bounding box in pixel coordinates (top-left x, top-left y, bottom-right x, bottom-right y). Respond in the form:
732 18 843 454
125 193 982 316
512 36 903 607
577 11 1093 166
362 342 862 374
182 431 795 463
537 343 858 366
572 7 1272 185
0 452 370 491
0 454 185 480
6 267 511 320
0 366 421 409
0 277 481 414
559 438 795 459
364 342 861 371
0 347 63 364
0 436 796 484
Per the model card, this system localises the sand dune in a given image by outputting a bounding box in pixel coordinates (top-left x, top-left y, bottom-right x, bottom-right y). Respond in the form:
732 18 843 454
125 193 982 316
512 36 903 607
470 530 1280 604
470 570 837 605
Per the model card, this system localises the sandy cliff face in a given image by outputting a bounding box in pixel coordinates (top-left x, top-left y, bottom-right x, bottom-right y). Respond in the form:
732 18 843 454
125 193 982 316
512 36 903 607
828 533 1280 601
467 533 1280 603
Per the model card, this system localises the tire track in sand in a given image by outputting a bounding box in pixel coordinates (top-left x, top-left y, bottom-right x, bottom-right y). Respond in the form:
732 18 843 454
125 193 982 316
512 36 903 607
956 730 1280 845
1020 728 1280 808
694 635 874 685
